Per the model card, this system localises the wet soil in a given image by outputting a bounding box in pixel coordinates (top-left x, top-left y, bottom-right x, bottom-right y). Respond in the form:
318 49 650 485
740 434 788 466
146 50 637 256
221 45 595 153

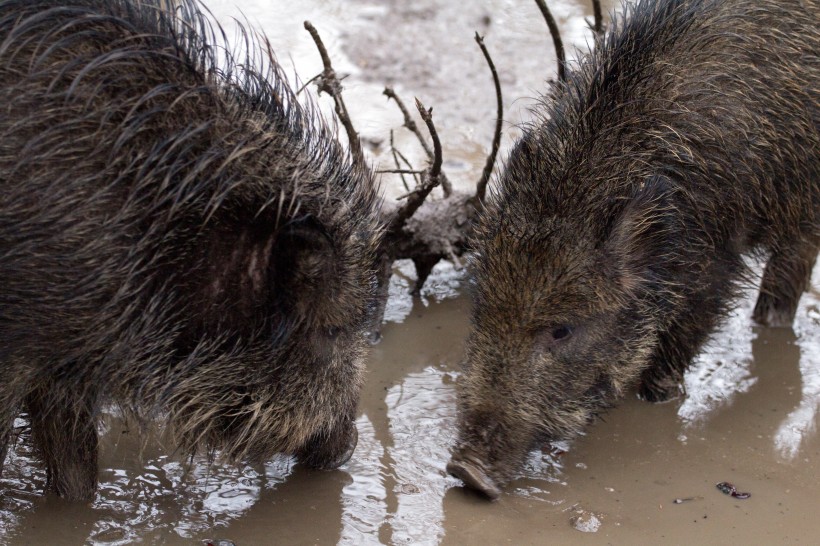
2 0 819 544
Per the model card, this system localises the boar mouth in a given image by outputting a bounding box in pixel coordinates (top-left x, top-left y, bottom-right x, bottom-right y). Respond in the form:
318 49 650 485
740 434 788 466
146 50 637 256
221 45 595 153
446 451 502 500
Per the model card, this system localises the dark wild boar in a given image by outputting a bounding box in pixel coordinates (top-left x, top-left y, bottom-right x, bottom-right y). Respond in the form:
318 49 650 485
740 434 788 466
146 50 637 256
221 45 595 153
449 0 819 499
0 0 382 500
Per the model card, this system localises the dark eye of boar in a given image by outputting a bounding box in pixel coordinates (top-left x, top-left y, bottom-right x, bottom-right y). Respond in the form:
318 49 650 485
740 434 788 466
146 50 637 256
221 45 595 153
326 326 341 340
551 325 572 341
534 324 575 353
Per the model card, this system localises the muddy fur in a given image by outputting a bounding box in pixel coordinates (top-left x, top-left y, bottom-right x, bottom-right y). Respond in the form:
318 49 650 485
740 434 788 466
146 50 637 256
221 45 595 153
0 0 382 500
450 0 819 497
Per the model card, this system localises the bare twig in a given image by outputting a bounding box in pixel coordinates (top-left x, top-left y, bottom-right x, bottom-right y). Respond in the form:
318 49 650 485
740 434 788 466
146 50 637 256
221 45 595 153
304 21 364 163
533 0 566 82
295 73 321 95
418 99 443 183
387 99 443 234
379 169 425 175
473 32 503 205
389 130 411 192
394 146 419 188
384 88 433 157
384 87 452 196
592 0 603 35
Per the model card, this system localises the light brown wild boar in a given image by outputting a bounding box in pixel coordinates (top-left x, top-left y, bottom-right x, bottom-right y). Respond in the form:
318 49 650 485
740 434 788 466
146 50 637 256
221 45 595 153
449 0 819 499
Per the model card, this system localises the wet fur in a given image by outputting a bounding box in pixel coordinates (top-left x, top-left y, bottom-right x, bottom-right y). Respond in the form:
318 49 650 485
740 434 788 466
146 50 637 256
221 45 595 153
0 0 382 500
453 0 819 493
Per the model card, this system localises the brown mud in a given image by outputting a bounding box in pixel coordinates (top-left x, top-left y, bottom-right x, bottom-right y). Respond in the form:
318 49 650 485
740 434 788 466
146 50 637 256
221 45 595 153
2 0 819 544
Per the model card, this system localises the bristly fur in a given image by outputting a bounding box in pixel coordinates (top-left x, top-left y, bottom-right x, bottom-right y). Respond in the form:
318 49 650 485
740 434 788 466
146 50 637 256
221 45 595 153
451 0 819 497
0 0 383 500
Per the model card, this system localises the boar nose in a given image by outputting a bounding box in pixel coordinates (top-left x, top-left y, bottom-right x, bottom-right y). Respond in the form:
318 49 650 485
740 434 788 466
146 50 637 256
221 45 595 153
299 421 359 470
325 424 358 469
447 452 501 500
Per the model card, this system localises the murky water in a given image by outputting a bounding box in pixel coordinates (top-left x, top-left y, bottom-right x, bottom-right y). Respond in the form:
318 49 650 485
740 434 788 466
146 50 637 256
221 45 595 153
2 0 819 544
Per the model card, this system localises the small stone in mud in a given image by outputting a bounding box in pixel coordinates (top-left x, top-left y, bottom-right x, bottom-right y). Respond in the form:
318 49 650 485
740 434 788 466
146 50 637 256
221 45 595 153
570 510 601 533
673 496 703 504
203 540 236 546
716 481 751 499
399 483 420 494
92 528 127 542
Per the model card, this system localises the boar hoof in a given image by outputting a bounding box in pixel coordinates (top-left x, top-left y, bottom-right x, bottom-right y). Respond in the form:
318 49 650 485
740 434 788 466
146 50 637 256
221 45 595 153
752 298 795 328
447 456 501 500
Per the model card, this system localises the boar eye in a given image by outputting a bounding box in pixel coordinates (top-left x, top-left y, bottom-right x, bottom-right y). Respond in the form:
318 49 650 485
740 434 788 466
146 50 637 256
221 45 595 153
533 324 575 353
326 326 341 339
551 325 572 341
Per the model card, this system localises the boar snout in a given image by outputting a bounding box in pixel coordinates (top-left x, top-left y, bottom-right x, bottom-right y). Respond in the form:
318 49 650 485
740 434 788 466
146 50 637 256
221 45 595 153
298 420 358 470
447 449 502 500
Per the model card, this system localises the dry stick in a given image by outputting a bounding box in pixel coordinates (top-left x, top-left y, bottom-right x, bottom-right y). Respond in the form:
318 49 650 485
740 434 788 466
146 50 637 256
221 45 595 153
303 21 364 164
379 169 425 176
533 0 566 82
394 147 420 188
473 32 503 205
384 88 452 197
387 99 443 234
295 73 320 95
389 129 411 192
592 0 603 35
384 88 432 157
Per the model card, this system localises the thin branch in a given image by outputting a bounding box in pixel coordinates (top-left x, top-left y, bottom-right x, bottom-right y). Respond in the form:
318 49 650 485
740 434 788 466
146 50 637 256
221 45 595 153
387 99 443 234
379 169 425 175
533 0 566 82
393 147 420 188
384 87 452 197
384 88 433 158
592 0 603 35
295 73 321 95
417 99 443 184
389 129 411 192
304 21 364 164
473 32 503 205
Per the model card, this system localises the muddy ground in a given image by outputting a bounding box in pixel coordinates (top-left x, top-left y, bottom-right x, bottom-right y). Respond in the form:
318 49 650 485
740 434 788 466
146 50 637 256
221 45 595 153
2 0 819 544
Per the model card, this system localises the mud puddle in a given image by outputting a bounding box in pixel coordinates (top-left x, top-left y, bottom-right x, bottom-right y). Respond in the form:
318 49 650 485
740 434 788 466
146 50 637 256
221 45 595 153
2 0 819 544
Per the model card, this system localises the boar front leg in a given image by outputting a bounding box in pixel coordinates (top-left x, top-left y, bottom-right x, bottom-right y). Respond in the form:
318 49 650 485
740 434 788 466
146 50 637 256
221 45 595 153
753 242 818 328
639 261 740 402
0 412 11 477
26 379 98 501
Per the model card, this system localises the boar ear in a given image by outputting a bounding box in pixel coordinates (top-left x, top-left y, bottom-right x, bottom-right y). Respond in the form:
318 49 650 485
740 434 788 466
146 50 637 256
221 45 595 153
270 216 337 310
604 175 680 295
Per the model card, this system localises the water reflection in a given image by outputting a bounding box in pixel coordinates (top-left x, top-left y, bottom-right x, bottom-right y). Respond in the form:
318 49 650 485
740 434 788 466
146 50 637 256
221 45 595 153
677 296 758 425
678 261 820 459
772 264 820 459
339 416 386 545
384 368 458 545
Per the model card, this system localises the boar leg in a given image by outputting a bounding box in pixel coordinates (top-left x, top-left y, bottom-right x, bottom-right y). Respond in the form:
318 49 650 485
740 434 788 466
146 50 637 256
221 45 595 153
753 243 818 327
639 325 700 402
639 266 739 402
26 380 98 501
0 413 11 477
